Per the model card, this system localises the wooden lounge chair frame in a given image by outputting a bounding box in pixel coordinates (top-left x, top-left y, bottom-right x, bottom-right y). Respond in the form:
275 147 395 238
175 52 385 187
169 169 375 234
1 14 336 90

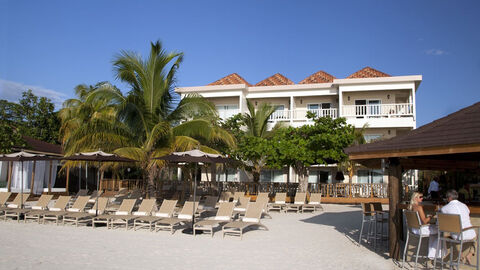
109 199 156 230
302 193 324 213
24 195 71 224
133 199 177 231
0 192 12 208
42 196 90 225
284 192 307 213
4 194 53 222
1 193 30 219
193 202 235 237
222 202 269 239
267 192 287 212
92 199 136 228
154 201 199 234
62 197 109 227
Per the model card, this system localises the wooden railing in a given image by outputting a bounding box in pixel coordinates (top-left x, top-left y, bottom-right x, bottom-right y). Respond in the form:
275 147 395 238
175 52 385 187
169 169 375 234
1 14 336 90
100 179 409 200
100 178 143 191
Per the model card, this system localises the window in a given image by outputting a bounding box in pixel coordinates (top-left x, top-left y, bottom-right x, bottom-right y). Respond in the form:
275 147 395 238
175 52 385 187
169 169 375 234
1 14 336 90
357 169 384 183
260 169 285 183
364 134 382 143
216 105 239 120
216 168 237 182
308 103 332 118
308 170 331 184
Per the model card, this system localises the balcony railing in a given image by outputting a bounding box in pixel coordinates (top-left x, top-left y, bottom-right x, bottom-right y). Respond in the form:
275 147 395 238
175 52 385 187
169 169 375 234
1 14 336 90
342 103 413 118
269 108 338 121
218 109 240 120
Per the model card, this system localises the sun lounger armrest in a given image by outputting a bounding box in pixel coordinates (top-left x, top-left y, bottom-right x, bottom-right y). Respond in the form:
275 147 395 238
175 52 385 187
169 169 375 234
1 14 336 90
462 226 480 232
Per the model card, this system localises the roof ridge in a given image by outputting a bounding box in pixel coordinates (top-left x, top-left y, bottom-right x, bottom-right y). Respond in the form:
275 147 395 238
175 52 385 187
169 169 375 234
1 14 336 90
207 73 251 86
299 70 336 84
255 73 294 86
347 67 391 79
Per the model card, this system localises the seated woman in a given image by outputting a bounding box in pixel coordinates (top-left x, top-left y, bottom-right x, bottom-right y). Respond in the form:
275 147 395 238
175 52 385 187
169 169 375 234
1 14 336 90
409 192 443 261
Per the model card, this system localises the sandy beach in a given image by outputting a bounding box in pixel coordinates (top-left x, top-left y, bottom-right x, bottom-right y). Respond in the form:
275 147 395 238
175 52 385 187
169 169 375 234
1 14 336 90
0 204 396 270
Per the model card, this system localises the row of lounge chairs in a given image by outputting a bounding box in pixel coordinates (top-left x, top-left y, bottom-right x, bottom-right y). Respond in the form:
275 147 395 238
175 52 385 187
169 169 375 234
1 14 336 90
220 191 323 213
0 190 324 239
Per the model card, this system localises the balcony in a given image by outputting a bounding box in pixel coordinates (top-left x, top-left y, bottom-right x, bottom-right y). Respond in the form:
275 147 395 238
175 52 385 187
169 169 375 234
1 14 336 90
269 108 338 122
342 103 414 118
217 109 239 120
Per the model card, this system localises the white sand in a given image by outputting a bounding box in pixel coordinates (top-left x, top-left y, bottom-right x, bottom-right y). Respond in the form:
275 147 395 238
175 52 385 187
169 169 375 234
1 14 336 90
0 204 397 270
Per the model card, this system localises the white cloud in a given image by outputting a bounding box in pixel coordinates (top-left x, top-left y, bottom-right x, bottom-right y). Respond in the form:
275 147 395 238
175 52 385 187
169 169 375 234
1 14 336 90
0 78 68 109
425 49 448 56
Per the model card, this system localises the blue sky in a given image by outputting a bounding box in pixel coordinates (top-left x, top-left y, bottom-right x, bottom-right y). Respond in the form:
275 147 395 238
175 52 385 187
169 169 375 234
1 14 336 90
1 0 479 127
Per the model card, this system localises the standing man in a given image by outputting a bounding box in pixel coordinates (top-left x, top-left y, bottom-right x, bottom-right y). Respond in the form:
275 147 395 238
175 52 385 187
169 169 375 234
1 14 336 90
428 177 441 199
440 189 476 264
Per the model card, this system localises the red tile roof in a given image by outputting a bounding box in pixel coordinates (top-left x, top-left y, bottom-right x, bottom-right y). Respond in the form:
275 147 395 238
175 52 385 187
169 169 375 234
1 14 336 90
347 67 391 79
208 73 251 86
299 71 336 84
255 73 294 86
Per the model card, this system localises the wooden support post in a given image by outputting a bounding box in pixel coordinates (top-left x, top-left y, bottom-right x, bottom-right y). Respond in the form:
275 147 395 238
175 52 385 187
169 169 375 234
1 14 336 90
30 161 36 195
7 161 13 192
48 160 52 194
66 166 70 195
388 158 403 260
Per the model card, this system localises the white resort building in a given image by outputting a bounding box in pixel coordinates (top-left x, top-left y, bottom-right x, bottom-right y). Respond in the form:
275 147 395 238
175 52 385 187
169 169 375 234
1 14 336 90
176 67 422 186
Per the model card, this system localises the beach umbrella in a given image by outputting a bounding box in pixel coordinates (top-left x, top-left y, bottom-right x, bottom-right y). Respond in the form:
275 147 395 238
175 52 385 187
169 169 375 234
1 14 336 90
156 149 230 234
63 151 136 215
0 151 60 208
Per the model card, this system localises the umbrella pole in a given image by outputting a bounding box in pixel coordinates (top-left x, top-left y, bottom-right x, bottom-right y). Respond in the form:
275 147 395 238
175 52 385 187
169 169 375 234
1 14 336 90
85 162 88 190
96 162 99 216
78 163 81 193
21 161 24 209
192 162 197 232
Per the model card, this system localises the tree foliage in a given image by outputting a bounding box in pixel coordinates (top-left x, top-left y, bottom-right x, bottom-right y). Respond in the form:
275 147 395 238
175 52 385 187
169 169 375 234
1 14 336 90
0 90 59 153
267 114 355 191
59 41 235 196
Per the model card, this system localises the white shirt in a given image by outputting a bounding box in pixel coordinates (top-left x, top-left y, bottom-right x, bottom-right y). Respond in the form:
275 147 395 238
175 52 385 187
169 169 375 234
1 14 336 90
440 200 476 240
428 180 440 194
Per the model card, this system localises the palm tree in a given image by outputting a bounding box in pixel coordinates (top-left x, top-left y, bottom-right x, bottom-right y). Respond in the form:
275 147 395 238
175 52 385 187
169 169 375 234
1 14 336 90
338 124 368 189
240 99 284 182
60 41 235 197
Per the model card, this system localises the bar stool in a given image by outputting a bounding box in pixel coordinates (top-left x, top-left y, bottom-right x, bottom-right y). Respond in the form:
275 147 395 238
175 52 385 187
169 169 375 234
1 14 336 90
434 213 478 269
372 202 389 249
358 202 375 246
402 210 430 269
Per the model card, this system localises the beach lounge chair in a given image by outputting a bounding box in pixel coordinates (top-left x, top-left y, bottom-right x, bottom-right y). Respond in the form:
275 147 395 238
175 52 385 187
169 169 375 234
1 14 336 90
222 202 269 239
233 191 245 203
284 192 306 213
256 192 269 202
4 194 53 222
154 201 199 234
187 195 201 202
92 199 136 228
255 196 272 219
108 199 156 230
233 196 250 216
42 196 90 225
193 202 235 237
76 189 89 197
0 192 12 207
62 197 109 227
199 196 218 215
302 193 323 213
219 191 233 202
24 195 71 224
0 193 30 218
133 199 177 231
267 192 287 212
88 190 103 203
